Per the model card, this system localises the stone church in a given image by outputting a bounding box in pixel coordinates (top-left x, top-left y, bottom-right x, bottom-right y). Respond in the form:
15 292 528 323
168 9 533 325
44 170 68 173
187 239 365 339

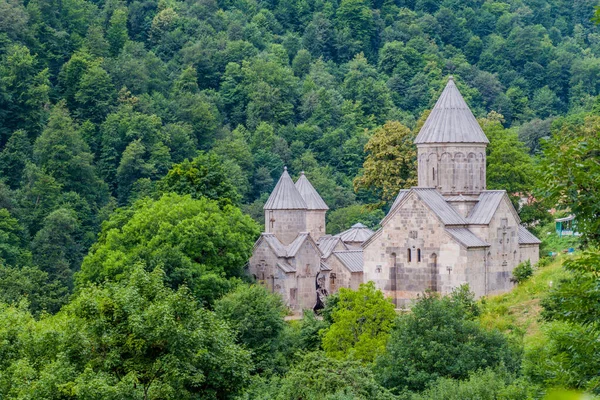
247 77 541 311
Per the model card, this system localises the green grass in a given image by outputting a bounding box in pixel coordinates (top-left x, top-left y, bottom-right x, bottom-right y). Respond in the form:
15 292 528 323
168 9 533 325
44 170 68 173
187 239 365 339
479 255 570 342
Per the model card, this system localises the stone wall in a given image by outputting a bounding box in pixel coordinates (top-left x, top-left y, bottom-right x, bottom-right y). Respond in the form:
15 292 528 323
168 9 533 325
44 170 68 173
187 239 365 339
264 209 307 245
418 144 487 196
325 253 363 291
248 237 324 312
482 195 520 295
519 244 540 265
288 239 323 311
305 210 326 241
324 254 352 292
363 192 455 308
248 240 292 304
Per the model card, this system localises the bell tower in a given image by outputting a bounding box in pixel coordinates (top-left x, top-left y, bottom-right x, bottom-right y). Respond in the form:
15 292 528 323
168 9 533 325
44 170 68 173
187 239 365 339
414 76 489 196
263 167 308 245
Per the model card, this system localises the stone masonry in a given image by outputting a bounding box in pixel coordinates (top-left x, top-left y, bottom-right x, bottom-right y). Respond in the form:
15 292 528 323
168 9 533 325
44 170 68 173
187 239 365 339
247 76 541 312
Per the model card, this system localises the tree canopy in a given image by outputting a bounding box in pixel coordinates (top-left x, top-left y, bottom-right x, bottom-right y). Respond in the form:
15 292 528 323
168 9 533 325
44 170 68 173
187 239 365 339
77 194 260 305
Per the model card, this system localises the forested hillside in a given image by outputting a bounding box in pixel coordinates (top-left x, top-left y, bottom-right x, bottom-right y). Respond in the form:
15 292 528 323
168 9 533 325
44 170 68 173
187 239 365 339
1 0 600 397
2 0 600 299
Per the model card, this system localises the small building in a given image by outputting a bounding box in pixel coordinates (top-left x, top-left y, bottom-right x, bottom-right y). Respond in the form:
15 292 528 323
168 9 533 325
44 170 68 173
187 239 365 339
555 215 577 237
335 223 375 248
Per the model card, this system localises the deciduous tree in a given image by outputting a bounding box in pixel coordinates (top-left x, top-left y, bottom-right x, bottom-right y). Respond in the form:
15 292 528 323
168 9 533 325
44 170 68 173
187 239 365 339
354 121 417 202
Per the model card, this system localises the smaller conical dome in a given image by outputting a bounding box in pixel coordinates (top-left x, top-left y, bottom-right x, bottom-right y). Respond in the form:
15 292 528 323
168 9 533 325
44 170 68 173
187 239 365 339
295 172 329 210
415 76 489 144
264 167 308 210
336 223 375 243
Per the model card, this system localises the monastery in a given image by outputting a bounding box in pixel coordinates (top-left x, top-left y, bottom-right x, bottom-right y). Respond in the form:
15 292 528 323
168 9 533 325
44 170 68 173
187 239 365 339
247 77 541 311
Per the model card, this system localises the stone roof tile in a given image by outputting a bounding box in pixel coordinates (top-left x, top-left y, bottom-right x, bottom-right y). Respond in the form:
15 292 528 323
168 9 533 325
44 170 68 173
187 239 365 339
336 223 375 243
295 172 328 210
415 76 489 144
467 190 506 225
333 250 363 273
518 225 542 245
414 188 467 225
264 167 307 210
445 228 490 248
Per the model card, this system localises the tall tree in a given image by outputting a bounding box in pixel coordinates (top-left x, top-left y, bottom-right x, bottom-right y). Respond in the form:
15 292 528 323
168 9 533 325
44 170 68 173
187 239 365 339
77 194 260 305
106 8 128 56
31 207 81 290
0 45 50 142
354 121 417 202
480 113 535 199
0 130 32 189
33 102 108 205
157 152 241 207
215 284 287 374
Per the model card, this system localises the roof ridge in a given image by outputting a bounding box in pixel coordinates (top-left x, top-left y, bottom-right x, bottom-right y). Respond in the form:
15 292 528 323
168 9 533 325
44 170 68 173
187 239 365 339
295 172 329 210
414 77 489 145
264 167 308 210
413 188 467 226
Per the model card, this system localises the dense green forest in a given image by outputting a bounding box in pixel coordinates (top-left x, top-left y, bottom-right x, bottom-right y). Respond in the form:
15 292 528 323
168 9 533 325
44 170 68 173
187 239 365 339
1 0 600 397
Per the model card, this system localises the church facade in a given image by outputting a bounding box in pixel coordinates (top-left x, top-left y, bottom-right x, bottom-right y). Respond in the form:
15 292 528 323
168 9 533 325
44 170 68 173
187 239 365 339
247 77 541 312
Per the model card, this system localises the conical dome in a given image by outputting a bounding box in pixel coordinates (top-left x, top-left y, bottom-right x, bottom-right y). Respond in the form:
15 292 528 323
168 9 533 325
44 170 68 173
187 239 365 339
414 76 489 144
295 172 329 210
264 167 307 210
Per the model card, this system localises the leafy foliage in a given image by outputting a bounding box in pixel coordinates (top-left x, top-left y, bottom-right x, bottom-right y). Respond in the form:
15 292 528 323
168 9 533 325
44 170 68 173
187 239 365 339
512 260 534 284
78 194 260 305
354 121 417 202
539 116 600 246
0 266 253 399
242 352 397 400
375 290 521 393
215 284 287 374
321 282 396 363
157 152 242 207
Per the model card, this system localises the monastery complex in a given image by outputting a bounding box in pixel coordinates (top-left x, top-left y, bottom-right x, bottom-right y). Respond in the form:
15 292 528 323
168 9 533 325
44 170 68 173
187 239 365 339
247 77 541 312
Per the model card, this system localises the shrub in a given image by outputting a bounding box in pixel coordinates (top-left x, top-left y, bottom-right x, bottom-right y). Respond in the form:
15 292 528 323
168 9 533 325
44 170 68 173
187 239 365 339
512 260 534 283
375 291 521 393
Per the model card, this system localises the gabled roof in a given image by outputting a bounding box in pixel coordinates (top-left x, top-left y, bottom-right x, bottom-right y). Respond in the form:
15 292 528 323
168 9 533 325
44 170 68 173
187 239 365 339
333 250 363 273
276 260 296 273
445 228 490 248
375 188 467 244
336 223 375 243
317 235 346 258
518 225 542 245
260 233 287 257
467 190 507 225
413 188 467 225
415 77 489 145
390 189 411 213
320 261 332 271
259 232 322 258
286 232 321 257
295 172 328 210
264 167 307 210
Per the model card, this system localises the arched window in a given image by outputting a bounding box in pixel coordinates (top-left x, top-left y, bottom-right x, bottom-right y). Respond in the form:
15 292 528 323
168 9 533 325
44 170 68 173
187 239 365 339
432 167 436 181
390 252 397 268
417 249 421 262
407 248 411 263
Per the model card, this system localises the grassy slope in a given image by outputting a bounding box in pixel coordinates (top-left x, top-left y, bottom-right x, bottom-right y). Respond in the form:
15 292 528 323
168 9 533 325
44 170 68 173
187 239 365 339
478 255 570 343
